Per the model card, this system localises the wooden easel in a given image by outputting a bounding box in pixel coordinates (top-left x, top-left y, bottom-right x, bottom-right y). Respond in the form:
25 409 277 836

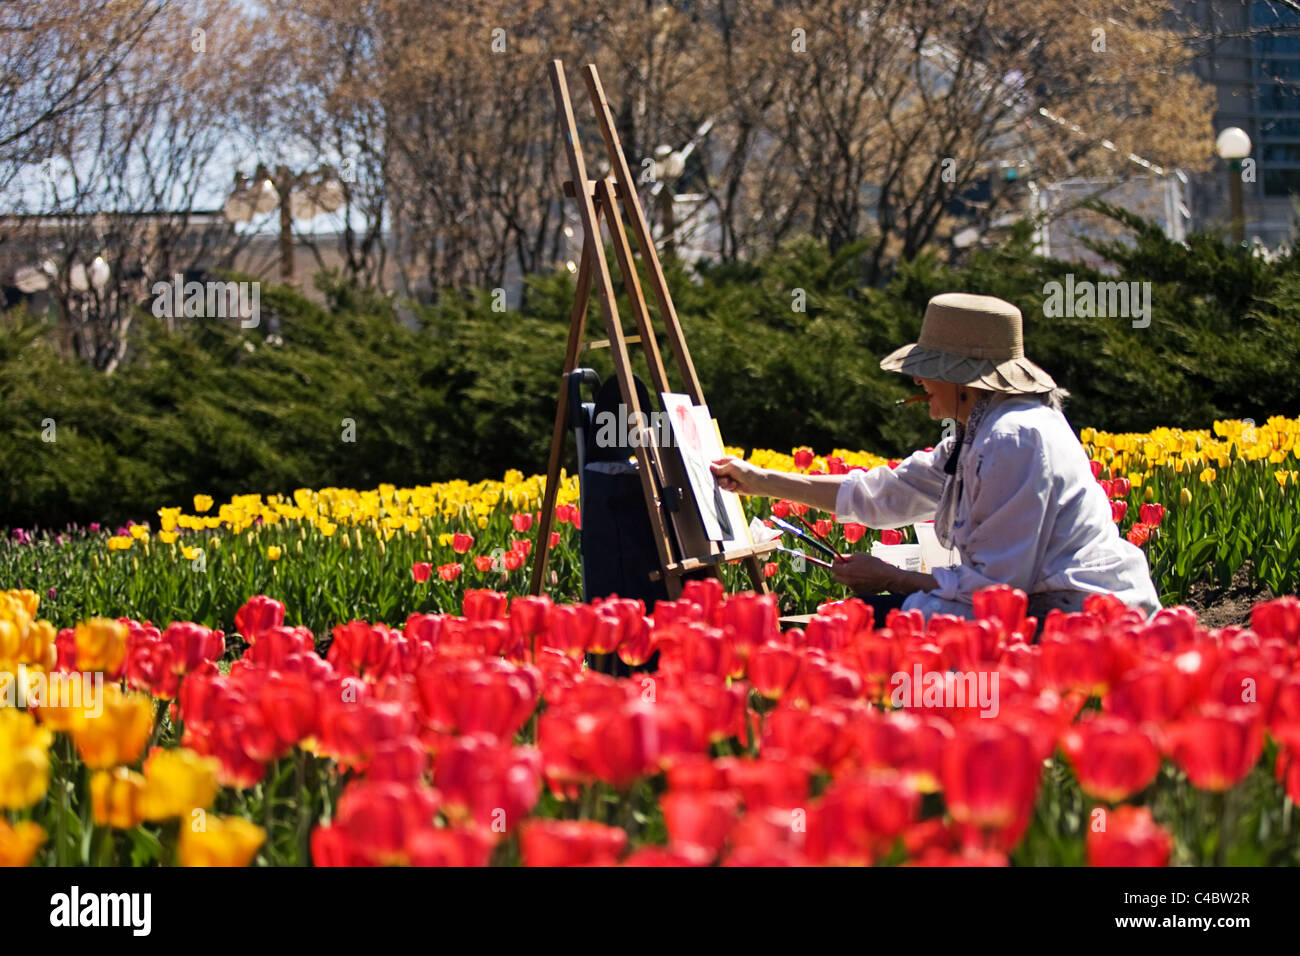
528 59 778 601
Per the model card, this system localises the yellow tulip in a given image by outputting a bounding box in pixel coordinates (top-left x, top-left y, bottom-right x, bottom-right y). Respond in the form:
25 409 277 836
107 535 132 551
1180 487 1193 507
266 545 282 561
68 684 155 769
0 709 53 809
159 530 178 544
178 815 264 867
1199 467 1217 484
194 494 214 513
142 747 220 820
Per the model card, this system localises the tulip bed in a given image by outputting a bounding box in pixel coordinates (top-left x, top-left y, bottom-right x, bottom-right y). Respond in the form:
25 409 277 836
3 583 1300 867
2 416 1299 638
1 412 1299 866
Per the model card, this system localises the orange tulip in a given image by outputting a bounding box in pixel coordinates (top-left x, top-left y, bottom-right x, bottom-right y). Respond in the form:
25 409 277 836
0 820 46 866
90 767 148 829
74 617 128 676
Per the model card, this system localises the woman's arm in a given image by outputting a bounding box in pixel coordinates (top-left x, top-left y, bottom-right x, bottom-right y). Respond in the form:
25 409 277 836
710 458 844 512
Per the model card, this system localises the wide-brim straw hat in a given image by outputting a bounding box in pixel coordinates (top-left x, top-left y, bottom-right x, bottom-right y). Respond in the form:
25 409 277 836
879 292 1056 394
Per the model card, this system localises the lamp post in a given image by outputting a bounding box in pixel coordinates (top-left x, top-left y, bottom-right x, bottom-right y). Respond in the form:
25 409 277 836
222 164 344 284
1215 126 1252 244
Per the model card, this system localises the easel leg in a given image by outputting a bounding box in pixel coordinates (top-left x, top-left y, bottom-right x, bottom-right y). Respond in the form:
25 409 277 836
528 245 594 597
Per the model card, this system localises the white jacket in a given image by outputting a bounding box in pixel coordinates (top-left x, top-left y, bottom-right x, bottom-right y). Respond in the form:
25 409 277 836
835 392 1162 620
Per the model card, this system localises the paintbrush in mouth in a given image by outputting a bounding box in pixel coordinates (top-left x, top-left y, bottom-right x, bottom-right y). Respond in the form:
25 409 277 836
895 393 929 406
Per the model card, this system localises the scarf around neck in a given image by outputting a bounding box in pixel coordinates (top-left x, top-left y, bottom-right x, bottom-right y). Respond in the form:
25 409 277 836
933 392 995 549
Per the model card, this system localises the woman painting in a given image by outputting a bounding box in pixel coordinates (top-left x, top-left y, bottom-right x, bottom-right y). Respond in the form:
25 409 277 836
710 292 1161 624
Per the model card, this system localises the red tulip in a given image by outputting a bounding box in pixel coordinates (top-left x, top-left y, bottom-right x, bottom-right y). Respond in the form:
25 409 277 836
816 771 919 862
1087 805 1172 867
793 448 814 470
463 591 506 624
1110 500 1128 523
771 500 792 519
1164 705 1265 791
438 563 463 582
451 533 474 553
972 584 1028 642
717 757 809 811
1105 662 1193 726
662 790 738 859
411 562 432 583
812 518 832 539
880 529 904 546
1139 503 1166 527
1251 596 1300 644
1089 459 1103 479
1061 715 1160 803
763 562 778 578
473 555 494 572
234 595 285 642
327 621 401 680
842 522 866 543
434 735 541 833
1126 522 1151 547
555 504 576 524
502 550 524 571
520 820 627 867
1111 477 1131 498
328 780 440 866
940 720 1041 848
161 621 225 674
512 513 533 532
549 532 561 549
826 455 847 475
747 642 801 699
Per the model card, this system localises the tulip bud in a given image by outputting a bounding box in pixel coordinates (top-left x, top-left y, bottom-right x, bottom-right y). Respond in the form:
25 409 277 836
1179 487 1192 508
1143 485 1154 502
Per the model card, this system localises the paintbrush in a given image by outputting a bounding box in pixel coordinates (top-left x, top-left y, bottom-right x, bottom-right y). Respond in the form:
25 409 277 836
768 515 841 562
895 394 929 406
771 545 834 570
788 510 848 561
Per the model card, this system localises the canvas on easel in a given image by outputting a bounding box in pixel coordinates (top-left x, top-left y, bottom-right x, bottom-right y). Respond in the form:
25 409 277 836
528 60 777 602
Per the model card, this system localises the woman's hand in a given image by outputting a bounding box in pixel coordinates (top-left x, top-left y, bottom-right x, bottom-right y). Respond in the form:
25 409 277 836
710 456 767 496
830 553 900 594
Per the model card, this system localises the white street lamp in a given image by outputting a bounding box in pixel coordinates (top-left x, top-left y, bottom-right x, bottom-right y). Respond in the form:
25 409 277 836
1216 127 1252 244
